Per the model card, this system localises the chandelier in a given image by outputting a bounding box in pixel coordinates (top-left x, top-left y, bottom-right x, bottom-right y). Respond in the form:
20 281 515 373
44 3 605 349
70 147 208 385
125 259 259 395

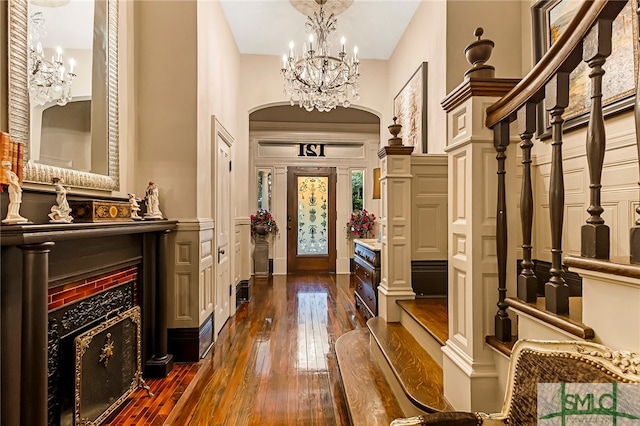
28 12 77 106
281 0 360 112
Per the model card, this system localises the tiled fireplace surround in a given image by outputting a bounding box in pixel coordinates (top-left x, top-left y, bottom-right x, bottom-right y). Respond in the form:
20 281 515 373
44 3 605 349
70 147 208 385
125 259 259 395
47 266 139 426
48 265 138 311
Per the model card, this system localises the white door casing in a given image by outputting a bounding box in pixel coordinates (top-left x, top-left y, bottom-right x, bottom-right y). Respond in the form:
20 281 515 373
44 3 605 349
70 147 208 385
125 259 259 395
214 119 233 338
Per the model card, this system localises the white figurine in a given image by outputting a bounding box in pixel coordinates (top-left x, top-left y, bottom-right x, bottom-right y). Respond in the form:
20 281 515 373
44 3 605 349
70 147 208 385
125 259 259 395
129 193 142 220
143 181 163 220
48 177 73 223
1 161 29 224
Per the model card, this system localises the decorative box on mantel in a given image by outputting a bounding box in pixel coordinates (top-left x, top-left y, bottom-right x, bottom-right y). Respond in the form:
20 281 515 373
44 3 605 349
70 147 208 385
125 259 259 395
69 199 132 222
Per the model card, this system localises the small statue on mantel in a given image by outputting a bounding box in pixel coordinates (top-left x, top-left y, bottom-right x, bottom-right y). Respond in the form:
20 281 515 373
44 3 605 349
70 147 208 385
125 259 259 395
1 161 29 224
128 193 142 220
48 177 73 223
143 181 164 220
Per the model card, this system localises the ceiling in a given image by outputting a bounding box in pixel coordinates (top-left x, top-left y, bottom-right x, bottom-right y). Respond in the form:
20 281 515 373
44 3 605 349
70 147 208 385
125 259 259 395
219 0 422 60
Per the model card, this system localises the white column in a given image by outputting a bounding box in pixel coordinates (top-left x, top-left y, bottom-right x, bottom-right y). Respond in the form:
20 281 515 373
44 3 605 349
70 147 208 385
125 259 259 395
378 146 416 322
441 83 519 412
336 166 351 274
273 165 287 274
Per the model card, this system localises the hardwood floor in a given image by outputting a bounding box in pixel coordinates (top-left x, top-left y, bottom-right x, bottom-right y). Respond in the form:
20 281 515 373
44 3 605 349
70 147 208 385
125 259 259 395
171 273 365 426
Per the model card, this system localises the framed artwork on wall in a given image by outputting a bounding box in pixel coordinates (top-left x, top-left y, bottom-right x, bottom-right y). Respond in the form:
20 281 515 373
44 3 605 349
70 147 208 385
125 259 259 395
532 0 638 137
393 62 428 153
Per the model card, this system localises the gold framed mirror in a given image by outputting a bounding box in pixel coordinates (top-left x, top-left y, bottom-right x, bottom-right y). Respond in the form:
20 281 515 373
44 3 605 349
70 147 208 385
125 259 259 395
7 0 119 191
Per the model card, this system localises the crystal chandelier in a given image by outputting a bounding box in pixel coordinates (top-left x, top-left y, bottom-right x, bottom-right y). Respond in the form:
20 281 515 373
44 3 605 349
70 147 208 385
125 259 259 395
281 0 360 112
28 12 77 106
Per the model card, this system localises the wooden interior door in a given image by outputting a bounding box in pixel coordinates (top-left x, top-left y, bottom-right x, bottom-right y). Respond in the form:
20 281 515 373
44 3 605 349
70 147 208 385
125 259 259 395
287 167 337 273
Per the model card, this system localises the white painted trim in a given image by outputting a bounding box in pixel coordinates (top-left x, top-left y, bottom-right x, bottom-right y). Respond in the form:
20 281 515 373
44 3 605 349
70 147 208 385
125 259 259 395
175 218 215 231
250 121 379 133
533 128 635 166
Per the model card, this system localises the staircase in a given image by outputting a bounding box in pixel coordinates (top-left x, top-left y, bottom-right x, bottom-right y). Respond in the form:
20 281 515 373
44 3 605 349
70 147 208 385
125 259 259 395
336 298 451 424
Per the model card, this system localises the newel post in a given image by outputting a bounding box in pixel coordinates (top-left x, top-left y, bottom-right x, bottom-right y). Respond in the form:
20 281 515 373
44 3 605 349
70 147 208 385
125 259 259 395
440 28 520 411
377 118 416 322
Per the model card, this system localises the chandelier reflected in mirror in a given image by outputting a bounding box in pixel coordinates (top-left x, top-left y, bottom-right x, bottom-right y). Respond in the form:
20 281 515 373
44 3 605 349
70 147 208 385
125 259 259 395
281 0 360 112
28 12 77 106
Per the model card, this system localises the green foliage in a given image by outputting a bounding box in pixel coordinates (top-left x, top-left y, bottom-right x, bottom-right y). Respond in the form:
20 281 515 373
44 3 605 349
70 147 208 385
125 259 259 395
351 171 363 211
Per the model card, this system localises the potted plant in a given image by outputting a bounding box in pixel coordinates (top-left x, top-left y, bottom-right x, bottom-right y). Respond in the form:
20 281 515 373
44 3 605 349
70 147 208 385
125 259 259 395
250 209 279 242
346 209 376 239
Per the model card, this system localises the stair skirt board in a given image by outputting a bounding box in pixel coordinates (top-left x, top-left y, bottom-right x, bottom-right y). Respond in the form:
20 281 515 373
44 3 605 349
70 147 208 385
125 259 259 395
335 329 404 426
369 335 429 418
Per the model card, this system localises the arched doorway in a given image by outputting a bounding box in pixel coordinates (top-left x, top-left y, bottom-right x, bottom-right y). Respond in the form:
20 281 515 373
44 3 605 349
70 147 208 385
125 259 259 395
249 104 381 275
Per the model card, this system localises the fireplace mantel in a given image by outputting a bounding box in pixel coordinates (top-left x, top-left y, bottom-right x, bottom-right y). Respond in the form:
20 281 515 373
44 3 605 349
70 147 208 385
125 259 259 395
1 220 177 426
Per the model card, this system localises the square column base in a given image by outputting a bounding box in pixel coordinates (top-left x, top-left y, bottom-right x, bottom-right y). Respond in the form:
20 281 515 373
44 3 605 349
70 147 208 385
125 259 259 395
442 343 500 412
145 353 174 378
377 285 415 322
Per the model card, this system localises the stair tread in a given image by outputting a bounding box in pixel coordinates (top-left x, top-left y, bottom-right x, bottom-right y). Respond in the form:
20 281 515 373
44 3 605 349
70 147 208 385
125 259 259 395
367 317 451 413
335 328 404 426
397 298 448 346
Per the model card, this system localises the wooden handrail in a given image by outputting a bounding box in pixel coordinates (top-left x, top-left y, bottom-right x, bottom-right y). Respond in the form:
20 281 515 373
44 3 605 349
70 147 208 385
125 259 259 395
485 0 626 128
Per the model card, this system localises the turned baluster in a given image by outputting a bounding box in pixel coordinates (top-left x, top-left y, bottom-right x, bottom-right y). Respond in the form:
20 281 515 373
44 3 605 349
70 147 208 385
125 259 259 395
632 4 640 264
494 119 511 342
582 19 613 259
517 103 538 303
545 73 570 315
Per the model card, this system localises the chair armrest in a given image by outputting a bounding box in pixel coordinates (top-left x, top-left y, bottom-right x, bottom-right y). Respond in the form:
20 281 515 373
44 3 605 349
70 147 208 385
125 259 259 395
390 412 507 425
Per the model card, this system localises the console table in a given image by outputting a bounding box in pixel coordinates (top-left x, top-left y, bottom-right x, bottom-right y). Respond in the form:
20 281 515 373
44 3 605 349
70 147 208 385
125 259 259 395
353 238 381 320
1 220 177 426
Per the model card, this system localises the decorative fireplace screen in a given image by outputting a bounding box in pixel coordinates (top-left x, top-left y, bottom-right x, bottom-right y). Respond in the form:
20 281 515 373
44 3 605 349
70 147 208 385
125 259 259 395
73 306 152 425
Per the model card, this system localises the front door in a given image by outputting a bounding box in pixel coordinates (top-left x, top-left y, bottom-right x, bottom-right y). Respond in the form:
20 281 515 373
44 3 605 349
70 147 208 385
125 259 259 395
215 131 231 337
287 167 337 273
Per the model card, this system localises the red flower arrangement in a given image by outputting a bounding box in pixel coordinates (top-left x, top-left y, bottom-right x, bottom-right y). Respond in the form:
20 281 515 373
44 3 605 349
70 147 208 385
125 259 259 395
250 209 279 238
346 209 376 239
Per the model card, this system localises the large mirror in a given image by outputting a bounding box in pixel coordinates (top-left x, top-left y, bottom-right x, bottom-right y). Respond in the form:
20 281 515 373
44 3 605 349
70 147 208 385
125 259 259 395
8 0 119 191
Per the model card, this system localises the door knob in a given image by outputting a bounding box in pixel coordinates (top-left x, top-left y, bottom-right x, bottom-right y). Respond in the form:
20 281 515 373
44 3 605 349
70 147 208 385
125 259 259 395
218 247 225 263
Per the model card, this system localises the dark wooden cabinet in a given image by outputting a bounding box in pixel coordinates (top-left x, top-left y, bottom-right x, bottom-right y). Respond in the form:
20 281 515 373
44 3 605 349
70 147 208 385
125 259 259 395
353 240 381 320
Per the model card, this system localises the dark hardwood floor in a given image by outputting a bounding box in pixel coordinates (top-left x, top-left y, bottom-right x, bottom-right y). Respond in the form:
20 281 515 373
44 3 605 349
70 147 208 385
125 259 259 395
170 273 365 426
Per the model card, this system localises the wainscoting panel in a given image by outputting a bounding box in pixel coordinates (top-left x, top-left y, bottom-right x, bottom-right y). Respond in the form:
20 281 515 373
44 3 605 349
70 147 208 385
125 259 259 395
532 128 637 261
167 220 215 360
411 155 448 261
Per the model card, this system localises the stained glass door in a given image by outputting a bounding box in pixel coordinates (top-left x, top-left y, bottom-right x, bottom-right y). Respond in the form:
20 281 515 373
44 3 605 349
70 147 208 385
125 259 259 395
287 167 337 273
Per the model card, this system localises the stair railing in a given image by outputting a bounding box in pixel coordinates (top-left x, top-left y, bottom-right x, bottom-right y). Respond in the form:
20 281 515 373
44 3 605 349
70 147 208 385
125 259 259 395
485 0 629 340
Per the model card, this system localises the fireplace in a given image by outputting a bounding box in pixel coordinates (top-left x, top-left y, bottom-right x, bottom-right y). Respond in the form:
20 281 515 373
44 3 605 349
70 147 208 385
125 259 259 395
1 220 176 426
47 270 142 426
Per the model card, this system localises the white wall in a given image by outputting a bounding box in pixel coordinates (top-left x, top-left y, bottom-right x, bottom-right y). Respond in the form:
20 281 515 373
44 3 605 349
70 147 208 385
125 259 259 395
388 1 523 155
389 1 447 154
197 0 240 219
134 0 198 219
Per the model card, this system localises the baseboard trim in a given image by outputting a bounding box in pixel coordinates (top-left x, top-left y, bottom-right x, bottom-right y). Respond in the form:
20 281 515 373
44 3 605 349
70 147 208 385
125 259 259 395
236 279 251 305
168 315 214 362
411 260 447 297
